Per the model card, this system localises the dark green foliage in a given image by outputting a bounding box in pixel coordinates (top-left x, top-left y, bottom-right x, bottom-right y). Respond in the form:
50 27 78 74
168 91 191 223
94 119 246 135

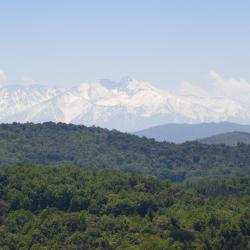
0 165 249 249
0 123 250 248
1 122 250 181
185 176 250 196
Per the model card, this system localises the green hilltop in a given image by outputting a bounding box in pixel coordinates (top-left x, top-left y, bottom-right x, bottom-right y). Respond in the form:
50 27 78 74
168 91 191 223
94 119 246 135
1 122 250 181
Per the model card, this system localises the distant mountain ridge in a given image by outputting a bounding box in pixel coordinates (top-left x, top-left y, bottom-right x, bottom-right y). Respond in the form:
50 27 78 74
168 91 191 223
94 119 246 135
1 76 250 131
134 122 250 143
199 131 250 146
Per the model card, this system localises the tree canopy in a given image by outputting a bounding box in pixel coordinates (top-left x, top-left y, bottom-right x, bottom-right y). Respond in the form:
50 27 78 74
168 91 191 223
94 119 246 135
1 122 250 182
0 165 249 249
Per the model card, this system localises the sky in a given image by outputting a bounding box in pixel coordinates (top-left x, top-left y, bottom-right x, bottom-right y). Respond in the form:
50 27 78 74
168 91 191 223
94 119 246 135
0 0 250 88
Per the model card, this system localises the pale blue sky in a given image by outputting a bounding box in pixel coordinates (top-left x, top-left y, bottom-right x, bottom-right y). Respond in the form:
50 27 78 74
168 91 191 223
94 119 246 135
0 0 249 88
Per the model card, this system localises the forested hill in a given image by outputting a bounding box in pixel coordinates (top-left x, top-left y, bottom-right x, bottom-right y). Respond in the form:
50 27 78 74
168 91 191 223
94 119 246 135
0 165 249 249
1 122 250 181
199 131 250 146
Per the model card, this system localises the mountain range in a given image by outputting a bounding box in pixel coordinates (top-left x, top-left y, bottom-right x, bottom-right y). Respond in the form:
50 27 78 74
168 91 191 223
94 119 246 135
1 77 250 132
134 122 250 143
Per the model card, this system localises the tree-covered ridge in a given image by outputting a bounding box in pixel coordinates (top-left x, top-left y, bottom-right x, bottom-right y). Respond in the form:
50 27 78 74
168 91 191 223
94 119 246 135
0 165 249 249
1 122 250 182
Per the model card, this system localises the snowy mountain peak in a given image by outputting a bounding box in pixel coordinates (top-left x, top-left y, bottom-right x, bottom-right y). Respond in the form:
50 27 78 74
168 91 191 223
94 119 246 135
126 79 157 92
119 76 133 84
0 84 60 117
97 79 119 90
1 75 250 132
77 81 110 101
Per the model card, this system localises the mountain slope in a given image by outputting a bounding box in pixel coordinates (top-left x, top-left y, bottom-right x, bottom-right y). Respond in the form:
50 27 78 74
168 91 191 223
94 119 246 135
134 122 250 143
199 131 250 146
1 122 250 181
1 77 250 131
0 84 60 122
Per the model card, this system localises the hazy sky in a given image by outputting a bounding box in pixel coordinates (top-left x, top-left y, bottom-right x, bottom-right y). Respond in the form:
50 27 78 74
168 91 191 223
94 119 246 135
0 0 249 88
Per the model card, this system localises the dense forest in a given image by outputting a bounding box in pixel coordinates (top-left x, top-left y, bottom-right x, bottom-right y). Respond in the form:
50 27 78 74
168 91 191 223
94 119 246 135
0 123 250 249
0 165 249 249
1 123 250 182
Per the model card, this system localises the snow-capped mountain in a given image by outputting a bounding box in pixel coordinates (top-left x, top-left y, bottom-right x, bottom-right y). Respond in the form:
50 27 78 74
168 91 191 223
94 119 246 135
1 76 250 132
0 85 61 121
